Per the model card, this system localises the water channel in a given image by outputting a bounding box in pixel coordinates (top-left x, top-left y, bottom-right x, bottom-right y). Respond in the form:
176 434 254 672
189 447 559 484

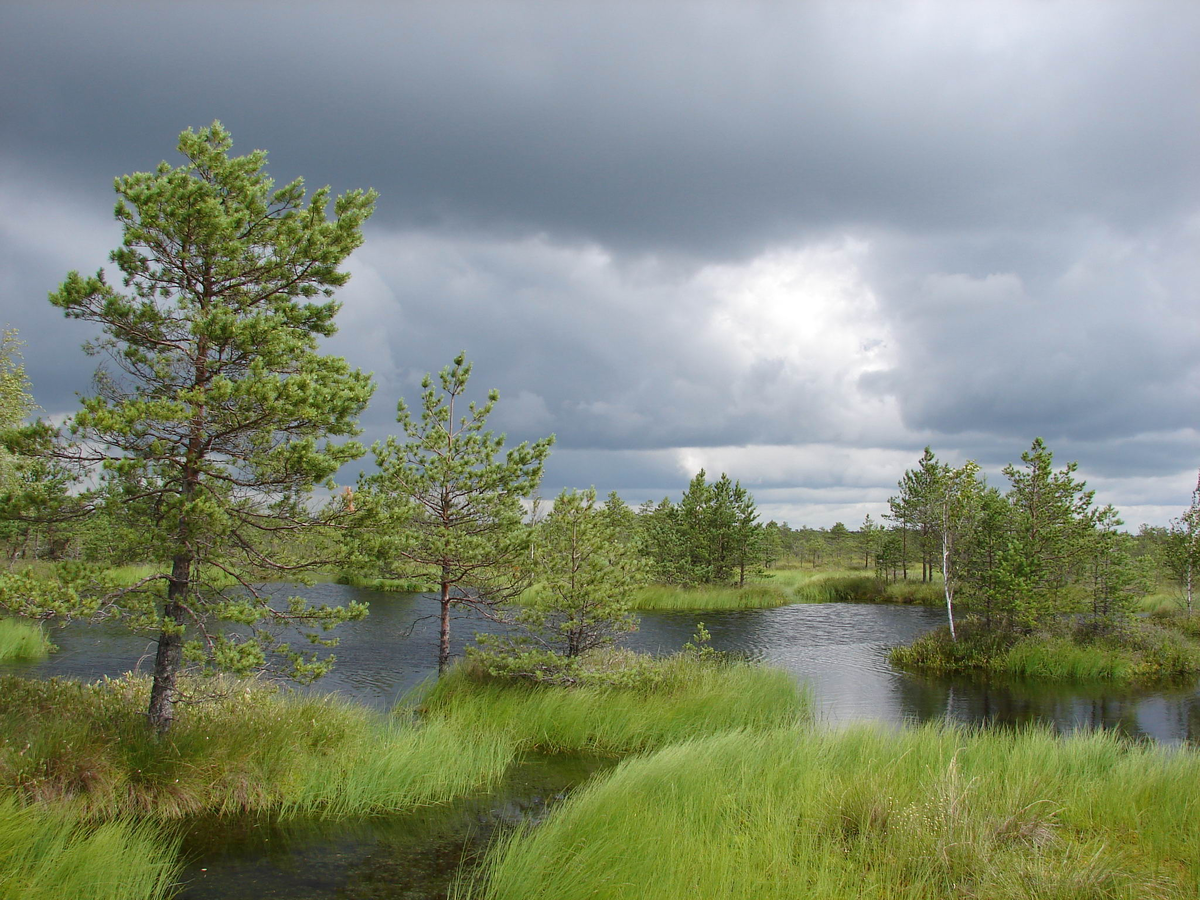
5 582 1199 898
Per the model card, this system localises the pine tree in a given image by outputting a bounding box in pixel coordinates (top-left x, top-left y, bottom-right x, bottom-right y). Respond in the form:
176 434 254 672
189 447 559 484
730 480 764 586
28 123 377 732
827 522 851 568
637 498 689 584
859 514 878 570
889 448 941 582
0 329 42 541
601 491 639 546
957 486 1012 629
1002 438 1098 627
0 330 34 449
360 354 553 672
525 487 641 657
678 470 716 583
1083 506 1151 630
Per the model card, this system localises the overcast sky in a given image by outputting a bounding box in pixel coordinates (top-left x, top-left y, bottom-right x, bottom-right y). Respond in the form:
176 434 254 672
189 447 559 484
2 1 1198 527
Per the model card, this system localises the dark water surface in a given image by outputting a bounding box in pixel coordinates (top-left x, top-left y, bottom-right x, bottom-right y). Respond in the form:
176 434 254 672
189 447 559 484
176 753 610 900
11 582 1200 742
6 583 1199 899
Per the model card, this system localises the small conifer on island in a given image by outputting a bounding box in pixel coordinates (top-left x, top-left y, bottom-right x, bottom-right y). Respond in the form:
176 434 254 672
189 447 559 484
357 354 554 673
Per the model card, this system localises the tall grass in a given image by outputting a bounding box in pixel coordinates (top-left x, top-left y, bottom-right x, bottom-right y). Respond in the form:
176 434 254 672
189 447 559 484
0 619 52 662
630 568 944 610
1139 588 1193 615
0 675 515 819
884 579 945 605
790 570 884 603
0 650 807 819
423 653 810 755
631 582 790 610
96 564 164 586
784 569 945 605
892 622 1200 683
278 715 516 819
12 561 240 589
0 796 180 900
461 724 1200 900
11 561 337 590
335 572 438 592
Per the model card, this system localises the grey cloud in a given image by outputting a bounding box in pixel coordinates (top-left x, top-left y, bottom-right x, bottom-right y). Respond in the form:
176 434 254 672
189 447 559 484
2 2 1197 257
2 1 1198 526
866 220 1200 448
333 231 900 455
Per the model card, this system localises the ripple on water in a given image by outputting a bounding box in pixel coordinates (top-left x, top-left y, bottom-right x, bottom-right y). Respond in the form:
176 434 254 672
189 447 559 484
6 584 1199 743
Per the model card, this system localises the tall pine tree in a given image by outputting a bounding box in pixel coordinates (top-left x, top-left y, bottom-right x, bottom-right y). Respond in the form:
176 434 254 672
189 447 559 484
31 123 376 732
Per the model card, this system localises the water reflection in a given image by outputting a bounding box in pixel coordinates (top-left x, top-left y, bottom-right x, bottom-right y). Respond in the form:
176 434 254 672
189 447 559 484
6 582 1199 743
176 753 609 900
903 671 1200 743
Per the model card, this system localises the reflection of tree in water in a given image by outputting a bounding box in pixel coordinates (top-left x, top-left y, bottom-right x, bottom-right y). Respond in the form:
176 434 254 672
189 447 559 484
892 670 1200 744
893 670 952 722
1163 693 1200 747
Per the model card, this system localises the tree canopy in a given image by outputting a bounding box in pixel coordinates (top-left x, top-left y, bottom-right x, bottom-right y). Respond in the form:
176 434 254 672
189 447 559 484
14 123 378 732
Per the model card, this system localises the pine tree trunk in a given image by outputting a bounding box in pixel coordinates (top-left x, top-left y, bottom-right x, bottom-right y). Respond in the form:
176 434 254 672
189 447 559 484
438 575 452 674
149 354 208 735
147 553 190 734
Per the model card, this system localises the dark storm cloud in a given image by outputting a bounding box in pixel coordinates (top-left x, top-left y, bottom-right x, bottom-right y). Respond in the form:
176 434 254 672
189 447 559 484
2 1 1198 525
2 2 1196 252
0 160 116 414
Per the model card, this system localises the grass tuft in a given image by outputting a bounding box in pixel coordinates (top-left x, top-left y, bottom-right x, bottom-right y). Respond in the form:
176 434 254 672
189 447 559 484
423 651 810 755
0 674 516 820
631 583 790 610
627 570 946 610
0 795 180 900
0 619 53 662
459 724 1200 900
